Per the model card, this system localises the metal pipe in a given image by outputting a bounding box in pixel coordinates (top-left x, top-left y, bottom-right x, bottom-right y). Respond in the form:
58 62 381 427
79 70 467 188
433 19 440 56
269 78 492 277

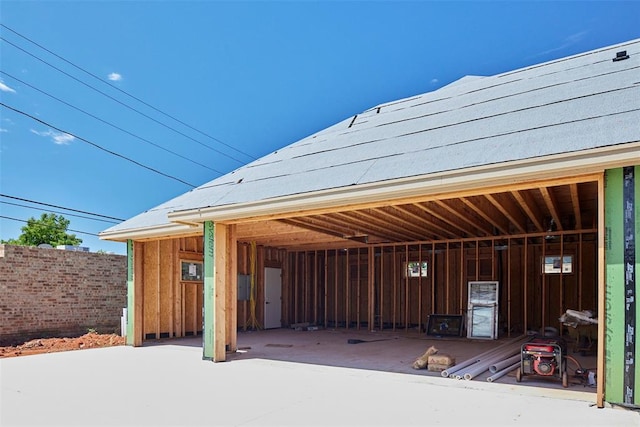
487 362 520 382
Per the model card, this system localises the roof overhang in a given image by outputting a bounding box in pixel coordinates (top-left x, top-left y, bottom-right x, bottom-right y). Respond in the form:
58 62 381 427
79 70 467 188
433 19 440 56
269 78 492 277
169 143 640 225
99 221 202 243
101 142 639 242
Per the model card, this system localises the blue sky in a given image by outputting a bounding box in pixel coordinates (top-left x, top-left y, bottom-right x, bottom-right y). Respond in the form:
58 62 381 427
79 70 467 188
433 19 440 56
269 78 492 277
1 1 639 254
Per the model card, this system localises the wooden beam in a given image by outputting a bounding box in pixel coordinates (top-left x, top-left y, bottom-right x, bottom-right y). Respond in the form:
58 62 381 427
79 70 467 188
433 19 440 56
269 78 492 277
215 173 603 225
434 200 494 236
156 240 160 339
337 210 418 242
335 250 339 328
539 186 563 231
523 237 528 334
596 173 605 408
345 249 350 329
570 183 582 229
402 203 458 239
214 223 228 361
129 240 144 346
356 248 361 330
410 202 476 237
511 189 545 232
203 221 215 360
485 192 528 234
226 224 237 352
368 247 375 330
324 249 329 329
460 196 510 235
371 207 435 241
279 218 347 240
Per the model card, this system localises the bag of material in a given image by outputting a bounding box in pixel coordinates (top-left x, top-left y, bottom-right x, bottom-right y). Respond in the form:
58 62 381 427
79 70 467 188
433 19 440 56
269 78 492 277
412 346 438 369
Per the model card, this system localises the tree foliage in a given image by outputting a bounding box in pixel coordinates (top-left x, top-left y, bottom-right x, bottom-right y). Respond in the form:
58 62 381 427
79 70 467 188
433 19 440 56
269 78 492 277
2 213 82 247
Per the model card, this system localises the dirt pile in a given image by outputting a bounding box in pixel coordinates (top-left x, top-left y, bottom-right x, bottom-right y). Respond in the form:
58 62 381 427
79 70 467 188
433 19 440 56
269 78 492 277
0 332 125 358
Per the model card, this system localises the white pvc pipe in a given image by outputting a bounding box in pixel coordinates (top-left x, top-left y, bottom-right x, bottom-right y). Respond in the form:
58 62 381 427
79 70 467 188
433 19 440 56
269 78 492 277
463 350 518 380
441 335 527 378
489 354 521 373
459 345 521 381
487 362 520 382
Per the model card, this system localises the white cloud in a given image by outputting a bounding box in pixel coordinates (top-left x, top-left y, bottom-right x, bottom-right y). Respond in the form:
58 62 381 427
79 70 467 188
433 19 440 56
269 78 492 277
30 129 75 145
0 80 16 93
430 78 439 85
0 128 8 133
532 31 589 58
107 72 123 82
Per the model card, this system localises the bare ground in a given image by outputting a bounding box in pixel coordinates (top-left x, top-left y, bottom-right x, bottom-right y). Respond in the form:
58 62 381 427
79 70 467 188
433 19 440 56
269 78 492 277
0 332 125 358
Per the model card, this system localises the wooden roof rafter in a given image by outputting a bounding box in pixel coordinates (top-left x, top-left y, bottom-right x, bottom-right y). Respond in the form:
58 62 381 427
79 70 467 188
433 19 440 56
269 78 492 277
460 196 510 235
570 183 582 230
230 178 601 251
539 186 563 231
408 203 469 239
485 192 528 234
510 189 545 232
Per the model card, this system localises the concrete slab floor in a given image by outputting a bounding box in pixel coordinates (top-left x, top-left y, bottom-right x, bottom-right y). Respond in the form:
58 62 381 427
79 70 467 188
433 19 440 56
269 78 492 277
229 328 599 391
1 328 638 427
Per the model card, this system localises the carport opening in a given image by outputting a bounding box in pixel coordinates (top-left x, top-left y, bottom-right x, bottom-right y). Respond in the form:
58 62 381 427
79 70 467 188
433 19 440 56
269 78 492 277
135 178 601 393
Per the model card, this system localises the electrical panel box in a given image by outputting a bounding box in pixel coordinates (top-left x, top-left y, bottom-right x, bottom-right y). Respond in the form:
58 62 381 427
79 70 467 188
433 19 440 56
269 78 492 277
237 274 251 301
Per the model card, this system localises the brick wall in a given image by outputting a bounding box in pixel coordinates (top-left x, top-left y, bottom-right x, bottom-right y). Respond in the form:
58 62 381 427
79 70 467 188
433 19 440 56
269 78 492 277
0 244 127 346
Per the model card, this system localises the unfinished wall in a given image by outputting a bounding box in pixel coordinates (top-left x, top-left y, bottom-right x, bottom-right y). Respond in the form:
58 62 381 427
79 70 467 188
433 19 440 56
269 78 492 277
238 243 286 331
0 244 126 345
284 234 597 336
135 237 286 340
138 237 204 339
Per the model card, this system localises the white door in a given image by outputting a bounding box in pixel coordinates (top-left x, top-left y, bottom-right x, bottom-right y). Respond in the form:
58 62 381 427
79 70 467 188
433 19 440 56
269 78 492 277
264 267 282 329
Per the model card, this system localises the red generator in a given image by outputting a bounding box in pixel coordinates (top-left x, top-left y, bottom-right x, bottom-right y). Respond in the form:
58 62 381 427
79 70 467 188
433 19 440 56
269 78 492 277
515 337 568 388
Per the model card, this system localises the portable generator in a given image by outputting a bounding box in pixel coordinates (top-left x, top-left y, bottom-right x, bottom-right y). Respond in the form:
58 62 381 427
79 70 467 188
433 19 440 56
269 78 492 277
515 337 568 388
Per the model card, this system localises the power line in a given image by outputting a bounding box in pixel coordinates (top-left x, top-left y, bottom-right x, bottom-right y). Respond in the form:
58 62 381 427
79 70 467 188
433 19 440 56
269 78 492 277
0 215 99 237
0 194 125 221
1 102 197 188
0 70 222 174
0 200 119 224
0 24 257 162
0 33 251 165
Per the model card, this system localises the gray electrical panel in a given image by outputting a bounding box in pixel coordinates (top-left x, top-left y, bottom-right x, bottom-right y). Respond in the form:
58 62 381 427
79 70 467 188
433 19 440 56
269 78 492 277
238 274 251 301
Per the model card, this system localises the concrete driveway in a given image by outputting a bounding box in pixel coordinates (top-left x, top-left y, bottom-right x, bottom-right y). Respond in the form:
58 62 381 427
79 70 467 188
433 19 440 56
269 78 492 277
1 331 639 426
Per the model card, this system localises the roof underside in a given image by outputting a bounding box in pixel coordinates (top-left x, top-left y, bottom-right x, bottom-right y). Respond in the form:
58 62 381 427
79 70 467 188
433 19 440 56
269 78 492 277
101 39 640 247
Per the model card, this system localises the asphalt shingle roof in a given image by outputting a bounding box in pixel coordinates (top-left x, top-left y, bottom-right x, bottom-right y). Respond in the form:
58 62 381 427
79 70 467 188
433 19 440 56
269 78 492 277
102 39 640 238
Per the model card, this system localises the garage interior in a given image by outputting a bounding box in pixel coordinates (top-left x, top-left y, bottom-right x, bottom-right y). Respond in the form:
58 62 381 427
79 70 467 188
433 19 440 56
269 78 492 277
135 173 601 392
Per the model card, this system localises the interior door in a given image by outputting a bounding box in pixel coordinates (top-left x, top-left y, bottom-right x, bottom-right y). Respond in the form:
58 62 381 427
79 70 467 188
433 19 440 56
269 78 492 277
264 267 282 329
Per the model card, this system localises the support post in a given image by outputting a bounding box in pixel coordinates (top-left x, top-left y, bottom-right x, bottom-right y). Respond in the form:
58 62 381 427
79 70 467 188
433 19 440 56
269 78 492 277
203 221 229 362
214 223 228 361
226 224 237 353
203 221 215 360
126 239 138 346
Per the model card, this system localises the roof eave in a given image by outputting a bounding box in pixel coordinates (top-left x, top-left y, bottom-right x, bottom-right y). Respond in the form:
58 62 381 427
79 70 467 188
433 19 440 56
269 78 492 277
99 222 203 242
169 143 640 225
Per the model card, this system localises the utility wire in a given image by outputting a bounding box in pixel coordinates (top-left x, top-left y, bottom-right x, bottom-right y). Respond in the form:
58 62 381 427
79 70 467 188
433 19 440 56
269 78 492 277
0 194 125 221
0 35 249 165
0 200 120 224
0 70 222 174
0 103 197 188
0 24 257 162
0 215 99 237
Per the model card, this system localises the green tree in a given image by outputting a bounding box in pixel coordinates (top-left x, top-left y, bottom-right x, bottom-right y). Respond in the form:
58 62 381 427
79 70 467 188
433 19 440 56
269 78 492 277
2 213 82 247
